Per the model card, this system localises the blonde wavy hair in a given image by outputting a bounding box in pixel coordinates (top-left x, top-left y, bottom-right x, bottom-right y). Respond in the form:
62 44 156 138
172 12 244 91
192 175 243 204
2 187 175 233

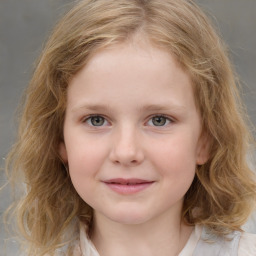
5 0 256 255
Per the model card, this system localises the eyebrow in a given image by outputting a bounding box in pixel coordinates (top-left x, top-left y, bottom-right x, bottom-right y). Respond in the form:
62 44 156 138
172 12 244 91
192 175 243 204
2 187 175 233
140 104 186 112
71 103 186 113
71 104 112 112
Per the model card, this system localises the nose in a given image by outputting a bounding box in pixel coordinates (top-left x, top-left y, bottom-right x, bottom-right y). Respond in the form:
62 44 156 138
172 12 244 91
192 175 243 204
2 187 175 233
109 125 144 166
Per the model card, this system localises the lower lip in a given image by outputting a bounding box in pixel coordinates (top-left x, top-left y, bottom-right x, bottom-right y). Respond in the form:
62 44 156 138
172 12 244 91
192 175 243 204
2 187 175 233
104 182 154 195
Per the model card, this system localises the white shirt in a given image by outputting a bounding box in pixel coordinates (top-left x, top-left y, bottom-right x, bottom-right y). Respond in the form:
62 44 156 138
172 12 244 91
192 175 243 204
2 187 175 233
71 224 256 256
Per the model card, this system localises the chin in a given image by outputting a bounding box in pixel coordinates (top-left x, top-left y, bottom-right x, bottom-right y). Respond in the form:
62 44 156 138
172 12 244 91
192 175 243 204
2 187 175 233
107 208 152 225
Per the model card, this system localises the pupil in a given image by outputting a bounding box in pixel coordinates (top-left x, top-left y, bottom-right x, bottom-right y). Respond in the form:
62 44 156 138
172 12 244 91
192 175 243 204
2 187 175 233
152 116 166 126
92 116 104 126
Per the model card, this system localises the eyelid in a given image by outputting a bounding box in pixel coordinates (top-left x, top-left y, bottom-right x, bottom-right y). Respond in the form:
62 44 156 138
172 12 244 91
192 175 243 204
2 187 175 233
149 114 174 121
146 114 175 126
80 114 175 126
82 114 111 126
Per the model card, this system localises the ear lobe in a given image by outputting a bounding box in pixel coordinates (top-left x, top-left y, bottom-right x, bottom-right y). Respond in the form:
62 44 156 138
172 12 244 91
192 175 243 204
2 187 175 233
196 133 210 165
59 142 68 163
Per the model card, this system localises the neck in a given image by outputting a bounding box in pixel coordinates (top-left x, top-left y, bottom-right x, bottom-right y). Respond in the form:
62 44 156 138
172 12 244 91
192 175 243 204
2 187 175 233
90 210 193 256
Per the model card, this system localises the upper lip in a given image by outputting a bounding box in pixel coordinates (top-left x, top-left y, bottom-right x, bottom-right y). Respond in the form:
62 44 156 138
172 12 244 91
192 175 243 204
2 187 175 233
103 178 153 185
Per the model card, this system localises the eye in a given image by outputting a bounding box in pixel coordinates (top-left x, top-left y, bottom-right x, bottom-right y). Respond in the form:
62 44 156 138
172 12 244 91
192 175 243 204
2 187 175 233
84 115 108 126
148 115 172 127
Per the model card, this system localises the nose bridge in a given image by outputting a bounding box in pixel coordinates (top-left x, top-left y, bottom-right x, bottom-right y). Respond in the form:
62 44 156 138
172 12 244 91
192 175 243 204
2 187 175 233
110 122 144 165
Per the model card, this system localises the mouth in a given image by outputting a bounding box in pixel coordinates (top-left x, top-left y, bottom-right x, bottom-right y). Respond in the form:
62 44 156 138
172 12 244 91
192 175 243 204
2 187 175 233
103 178 155 194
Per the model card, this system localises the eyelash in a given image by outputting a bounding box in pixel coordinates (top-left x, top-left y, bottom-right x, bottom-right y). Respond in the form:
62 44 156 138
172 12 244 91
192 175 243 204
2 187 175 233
82 115 109 127
82 114 174 127
147 115 173 127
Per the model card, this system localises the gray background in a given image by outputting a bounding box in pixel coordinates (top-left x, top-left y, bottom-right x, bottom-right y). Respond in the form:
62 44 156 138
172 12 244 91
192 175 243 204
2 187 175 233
0 0 256 255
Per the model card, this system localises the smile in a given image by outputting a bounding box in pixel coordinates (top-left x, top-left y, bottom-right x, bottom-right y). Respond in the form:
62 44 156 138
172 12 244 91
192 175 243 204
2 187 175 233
103 178 155 195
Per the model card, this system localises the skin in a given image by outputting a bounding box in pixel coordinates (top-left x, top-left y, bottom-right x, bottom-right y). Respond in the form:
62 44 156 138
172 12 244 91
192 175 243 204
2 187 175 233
59 39 209 256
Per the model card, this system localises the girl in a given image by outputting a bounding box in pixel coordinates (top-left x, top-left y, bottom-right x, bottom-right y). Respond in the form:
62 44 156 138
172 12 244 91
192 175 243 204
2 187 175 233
5 0 256 255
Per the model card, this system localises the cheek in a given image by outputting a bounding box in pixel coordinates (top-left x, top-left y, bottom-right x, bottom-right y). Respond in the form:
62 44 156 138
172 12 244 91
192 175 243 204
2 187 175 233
158 141 197 200
64 135 109 181
149 135 198 177
66 141 107 203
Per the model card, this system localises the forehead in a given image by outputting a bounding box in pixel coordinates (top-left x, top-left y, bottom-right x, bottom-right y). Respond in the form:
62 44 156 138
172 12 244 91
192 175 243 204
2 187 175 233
71 39 190 85
67 40 197 113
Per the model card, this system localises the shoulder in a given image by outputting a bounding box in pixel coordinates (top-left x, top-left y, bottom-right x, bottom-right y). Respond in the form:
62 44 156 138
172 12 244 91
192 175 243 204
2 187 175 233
75 222 100 256
193 226 254 256
238 232 256 256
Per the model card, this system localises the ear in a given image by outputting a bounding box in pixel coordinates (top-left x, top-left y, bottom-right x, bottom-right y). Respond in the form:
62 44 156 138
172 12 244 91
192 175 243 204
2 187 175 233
196 132 211 165
59 142 68 163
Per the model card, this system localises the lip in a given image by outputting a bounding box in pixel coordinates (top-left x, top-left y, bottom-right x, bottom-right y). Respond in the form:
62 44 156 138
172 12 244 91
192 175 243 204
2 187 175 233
103 178 155 195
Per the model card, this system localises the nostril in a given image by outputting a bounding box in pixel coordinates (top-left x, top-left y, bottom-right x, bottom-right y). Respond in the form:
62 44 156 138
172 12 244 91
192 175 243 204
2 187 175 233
109 141 144 166
113 159 137 165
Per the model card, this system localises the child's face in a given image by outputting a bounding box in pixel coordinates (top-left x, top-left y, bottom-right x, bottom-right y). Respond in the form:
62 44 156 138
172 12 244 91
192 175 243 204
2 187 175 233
59 40 209 225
